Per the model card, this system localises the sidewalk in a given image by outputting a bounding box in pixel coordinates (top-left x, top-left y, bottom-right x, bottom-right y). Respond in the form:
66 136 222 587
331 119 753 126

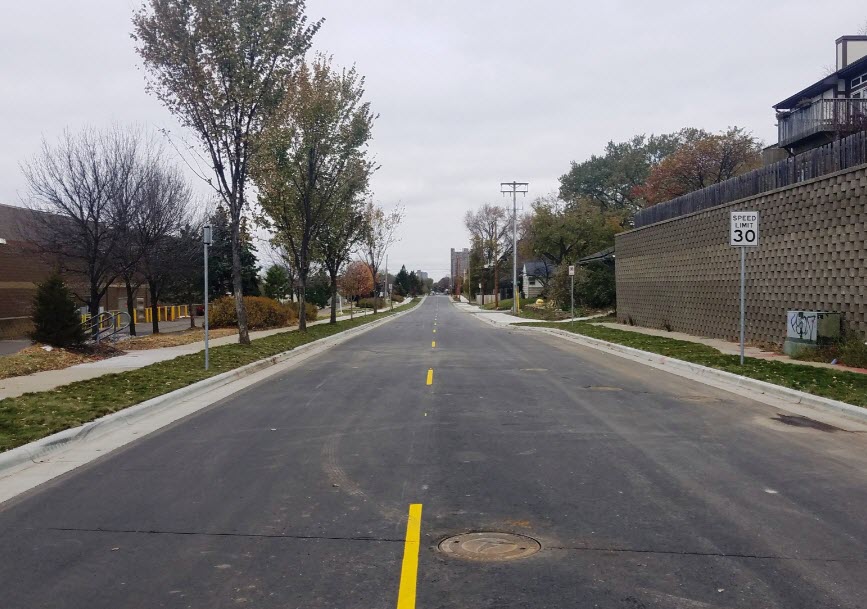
0 298 413 400
451 300 608 325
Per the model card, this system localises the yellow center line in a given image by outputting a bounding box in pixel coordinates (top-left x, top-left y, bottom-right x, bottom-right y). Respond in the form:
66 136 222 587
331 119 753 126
396 503 423 609
432 329 436 334
426 369 433 385
431 341 436 348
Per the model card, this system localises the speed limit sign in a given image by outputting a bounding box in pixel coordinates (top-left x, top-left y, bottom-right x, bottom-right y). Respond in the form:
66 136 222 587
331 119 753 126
730 211 759 246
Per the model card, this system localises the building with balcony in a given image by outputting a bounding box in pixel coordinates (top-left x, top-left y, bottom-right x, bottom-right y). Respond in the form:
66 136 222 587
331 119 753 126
773 36 867 154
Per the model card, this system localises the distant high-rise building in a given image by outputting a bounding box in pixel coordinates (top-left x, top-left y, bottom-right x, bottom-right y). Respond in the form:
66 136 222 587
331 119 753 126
416 270 429 282
450 247 469 287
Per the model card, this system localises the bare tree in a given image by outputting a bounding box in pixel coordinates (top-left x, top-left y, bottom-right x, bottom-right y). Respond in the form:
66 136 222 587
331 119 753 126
132 0 321 344
135 164 194 334
359 202 404 314
22 127 144 325
464 203 510 307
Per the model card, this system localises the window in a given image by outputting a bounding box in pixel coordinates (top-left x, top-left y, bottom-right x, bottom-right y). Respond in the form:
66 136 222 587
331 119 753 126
528 276 536 286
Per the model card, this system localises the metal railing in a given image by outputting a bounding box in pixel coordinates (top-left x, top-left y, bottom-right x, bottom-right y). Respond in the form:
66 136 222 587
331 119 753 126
778 98 867 148
81 311 131 343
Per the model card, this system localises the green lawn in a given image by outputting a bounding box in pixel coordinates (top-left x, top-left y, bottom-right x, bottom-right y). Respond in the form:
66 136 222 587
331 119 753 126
0 300 419 452
523 321 867 408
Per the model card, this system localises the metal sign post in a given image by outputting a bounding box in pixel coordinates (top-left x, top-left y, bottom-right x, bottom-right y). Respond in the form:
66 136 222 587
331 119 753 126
568 265 576 326
203 224 212 371
730 211 759 365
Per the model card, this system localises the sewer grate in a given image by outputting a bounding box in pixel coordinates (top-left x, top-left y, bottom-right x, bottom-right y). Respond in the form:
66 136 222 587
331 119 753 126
438 532 541 561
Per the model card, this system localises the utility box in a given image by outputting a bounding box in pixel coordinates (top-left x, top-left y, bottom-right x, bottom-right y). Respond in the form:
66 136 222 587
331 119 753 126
783 311 841 356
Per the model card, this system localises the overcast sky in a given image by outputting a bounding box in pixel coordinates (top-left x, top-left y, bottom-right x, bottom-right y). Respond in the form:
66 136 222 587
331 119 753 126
1 1 865 279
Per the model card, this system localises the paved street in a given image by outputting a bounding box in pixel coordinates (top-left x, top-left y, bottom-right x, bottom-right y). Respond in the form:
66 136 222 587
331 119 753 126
1 295 866 608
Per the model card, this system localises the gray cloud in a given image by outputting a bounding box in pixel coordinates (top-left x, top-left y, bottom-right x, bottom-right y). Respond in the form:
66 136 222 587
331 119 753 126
1 0 864 279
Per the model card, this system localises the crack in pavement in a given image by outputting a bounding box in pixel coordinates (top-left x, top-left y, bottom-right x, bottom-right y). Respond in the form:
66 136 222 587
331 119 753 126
45 526 405 543
546 544 867 563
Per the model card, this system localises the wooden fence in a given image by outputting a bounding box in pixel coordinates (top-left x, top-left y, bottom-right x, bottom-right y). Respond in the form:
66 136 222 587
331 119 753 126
633 130 867 228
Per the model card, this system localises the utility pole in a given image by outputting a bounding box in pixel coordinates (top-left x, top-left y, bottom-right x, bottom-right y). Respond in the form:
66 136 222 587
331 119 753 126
501 181 528 314
202 224 212 371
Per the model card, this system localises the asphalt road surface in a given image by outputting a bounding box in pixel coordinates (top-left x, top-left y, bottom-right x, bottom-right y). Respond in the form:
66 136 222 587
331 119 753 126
2 295 866 609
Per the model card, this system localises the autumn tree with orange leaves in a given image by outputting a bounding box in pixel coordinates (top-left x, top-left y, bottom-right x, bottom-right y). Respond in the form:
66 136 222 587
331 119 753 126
637 127 762 206
339 261 373 319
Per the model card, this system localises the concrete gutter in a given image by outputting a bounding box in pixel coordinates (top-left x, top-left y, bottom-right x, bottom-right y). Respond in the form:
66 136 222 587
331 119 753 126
0 299 419 485
518 325 867 428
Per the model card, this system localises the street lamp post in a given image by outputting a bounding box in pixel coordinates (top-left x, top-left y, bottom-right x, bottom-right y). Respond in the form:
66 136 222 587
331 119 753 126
203 224 212 371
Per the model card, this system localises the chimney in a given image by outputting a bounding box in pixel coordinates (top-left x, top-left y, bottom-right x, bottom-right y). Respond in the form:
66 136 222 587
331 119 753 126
836 36 867 70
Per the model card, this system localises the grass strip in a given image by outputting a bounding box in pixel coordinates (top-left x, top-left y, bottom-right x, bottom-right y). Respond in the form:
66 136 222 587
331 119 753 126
0 299 418 452
522 322 867 408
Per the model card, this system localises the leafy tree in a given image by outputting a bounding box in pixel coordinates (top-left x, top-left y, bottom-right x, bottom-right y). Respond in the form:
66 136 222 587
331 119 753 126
339 260 373 319
408 271 422 297
252 56 375 330
435 276 450 292
133 0 321 345
521 196 624 305
637 127 763 206
208 206 261 299
558 132 688 212
521 196 622 266
394 265 410 296
30 274 85 348
306 269 331 308
263 265 291 301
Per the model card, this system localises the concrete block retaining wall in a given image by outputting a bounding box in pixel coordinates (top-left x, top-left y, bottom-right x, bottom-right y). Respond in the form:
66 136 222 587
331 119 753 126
615 164 867 345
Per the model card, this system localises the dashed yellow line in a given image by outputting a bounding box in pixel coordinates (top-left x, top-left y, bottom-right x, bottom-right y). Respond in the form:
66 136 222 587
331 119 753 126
431 341 436 348
426 369 433 385
396 503 423 609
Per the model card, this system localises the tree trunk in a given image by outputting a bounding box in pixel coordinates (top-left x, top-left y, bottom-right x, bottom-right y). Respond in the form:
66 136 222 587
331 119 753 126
230 215 250 345
150 281 159 335
494 256 500 309
329 272 338 324
371 267 379 315
298 286 308 332
189 301 196 329
89 282 101 340
125 278 137 336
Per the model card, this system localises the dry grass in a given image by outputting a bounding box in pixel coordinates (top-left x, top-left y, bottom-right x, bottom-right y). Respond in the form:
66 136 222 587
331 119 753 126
122 327 238 350
0 345 100 380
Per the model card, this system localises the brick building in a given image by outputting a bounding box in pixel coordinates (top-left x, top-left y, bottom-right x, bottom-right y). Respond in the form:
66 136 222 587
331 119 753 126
0 203 150 338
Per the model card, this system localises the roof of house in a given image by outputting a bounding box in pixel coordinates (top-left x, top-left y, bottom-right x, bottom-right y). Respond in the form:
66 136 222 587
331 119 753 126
523 260 555 276
578 247 615 265
774 53 867 110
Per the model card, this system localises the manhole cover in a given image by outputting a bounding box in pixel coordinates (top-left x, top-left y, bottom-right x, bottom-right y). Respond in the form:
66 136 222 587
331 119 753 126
438 532 541 561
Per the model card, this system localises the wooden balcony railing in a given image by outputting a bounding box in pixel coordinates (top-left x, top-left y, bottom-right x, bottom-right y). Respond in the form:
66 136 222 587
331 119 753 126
777 98 867 148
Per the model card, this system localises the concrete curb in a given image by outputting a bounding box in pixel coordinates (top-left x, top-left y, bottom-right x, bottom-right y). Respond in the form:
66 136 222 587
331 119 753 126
0 299 419 474
517 325 867 425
